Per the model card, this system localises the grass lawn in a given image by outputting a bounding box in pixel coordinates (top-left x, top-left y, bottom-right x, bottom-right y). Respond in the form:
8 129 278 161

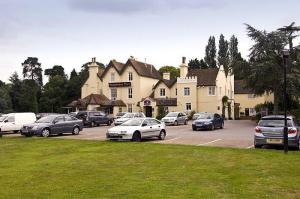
0 137 300 199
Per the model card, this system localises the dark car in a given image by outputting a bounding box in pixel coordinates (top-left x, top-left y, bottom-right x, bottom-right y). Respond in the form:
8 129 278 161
76 111 113 127
36 113 58 120
192 113 224 131
20 114 83 137
254 115 299 149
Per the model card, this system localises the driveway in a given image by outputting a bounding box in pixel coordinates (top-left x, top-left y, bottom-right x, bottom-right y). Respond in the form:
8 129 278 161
58 120 257 149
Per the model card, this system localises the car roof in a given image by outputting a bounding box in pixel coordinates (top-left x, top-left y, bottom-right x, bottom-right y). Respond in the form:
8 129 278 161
261 115 293 119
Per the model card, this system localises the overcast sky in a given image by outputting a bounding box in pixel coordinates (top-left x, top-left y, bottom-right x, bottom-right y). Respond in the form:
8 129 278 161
0 0 299 82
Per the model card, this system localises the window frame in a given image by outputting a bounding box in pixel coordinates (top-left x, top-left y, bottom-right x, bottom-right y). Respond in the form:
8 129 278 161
186 103 192 111
160 88 166 97
208 86 216 96
184 87 190 96
110 88 117 100
128 87 133 99
128 72 133 81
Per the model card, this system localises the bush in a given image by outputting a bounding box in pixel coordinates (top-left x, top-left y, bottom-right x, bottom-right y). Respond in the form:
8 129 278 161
289 109 300 121
156 106 166 120
188 110 196 120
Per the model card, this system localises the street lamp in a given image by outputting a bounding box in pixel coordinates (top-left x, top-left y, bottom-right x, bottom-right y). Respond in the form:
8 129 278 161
281 49 289 153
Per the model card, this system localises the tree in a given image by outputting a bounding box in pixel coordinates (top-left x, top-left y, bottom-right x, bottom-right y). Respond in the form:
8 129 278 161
188 58 201 70
218 34 230 76
79 61 105 85
204 36 217 68
44 65 66 79
22 57 43 86
158 66 180 78
199 59 208 69
0 81 12 113
9 72 22 112
19 79 39 113
65 69 81 105
243 24 300 114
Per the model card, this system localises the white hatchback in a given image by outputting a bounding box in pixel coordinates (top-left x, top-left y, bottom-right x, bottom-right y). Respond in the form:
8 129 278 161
107 118 166 141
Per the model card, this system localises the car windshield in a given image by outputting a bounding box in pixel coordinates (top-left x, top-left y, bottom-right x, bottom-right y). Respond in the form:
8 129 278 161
117 112 126 117
0 115 7 122
258 119 293 127
166 112 178 117
36 115 58 123
122 113 134 118
197 113 213 119
121 118 144 126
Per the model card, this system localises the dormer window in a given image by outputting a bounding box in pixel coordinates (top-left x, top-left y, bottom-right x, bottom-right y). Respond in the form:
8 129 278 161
128 72 133 81
160 88 166 97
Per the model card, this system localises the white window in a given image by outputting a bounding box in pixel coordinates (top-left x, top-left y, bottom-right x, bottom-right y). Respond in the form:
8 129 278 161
160 88 166 96
184 87 190 96
208 86 216 96
110 73 115 82
128 72 133 81
186 103 192 111
111 88 117 100
128 104 133 112
128 88 133 99
248 94 255 98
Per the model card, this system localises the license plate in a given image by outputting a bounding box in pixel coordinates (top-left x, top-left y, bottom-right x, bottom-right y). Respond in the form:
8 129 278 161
266 138 282 144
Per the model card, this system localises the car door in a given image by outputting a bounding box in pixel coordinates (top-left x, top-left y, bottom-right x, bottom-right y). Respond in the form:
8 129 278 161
214 114 222 127
150 119 162 136
51 116 65 134
64 115 75 133
178 113 184 124
140 119 152 138
3 115 15 131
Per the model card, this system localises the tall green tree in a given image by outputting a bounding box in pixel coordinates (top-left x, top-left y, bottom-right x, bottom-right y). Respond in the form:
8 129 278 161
188 58 201 70
22 57 43 86
228 35 245 79
218 34 230 76
9 72 22 112
65 69 82 105
0 81 12 113
158 66 180 78
243 24 300 114
44 65 66 79
204 36 217 68
19 79 39 113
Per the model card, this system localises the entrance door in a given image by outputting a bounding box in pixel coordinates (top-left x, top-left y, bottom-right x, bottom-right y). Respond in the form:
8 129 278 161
145 106 152 117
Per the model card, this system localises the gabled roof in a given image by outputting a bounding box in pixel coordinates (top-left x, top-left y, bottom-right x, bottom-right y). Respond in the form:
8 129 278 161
100 58 161 80
153 78 177 89
69 94 126 108
187 68 219 86
234 80 253 94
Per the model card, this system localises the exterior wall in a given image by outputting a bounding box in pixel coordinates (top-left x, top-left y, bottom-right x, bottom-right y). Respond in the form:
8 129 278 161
81 65 102 98
176 76 197 114
235 93 274 116
197 86 219 113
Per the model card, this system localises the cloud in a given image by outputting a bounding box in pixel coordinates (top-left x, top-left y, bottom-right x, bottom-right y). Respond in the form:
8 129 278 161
69 0 226 14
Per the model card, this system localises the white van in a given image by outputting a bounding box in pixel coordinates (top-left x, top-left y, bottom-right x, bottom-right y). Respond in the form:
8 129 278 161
0 113 36 133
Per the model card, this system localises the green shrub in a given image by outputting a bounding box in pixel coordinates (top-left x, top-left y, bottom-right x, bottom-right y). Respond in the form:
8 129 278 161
188 110 196 120
156 106 166 120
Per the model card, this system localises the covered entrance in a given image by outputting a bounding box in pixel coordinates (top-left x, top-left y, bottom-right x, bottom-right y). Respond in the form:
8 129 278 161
144 106 152 117
141 98 154 117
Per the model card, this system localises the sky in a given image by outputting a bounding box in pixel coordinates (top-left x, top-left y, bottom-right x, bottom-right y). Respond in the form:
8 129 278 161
0 0 300 83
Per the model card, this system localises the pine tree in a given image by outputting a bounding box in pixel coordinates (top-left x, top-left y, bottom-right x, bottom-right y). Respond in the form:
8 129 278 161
204 36 217 68
218 34 230 76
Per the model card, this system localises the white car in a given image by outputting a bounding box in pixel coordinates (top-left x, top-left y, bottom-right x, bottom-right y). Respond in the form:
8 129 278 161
114 112 145 126
107 118 166 141
161 112 188 126
0 113 36 133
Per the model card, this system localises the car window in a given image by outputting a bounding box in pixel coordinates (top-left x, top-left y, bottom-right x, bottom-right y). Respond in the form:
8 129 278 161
259 119 293 127
65 115 75 121
55 116 65 123
214 114 220 119
7 116 15 122
151 119 161 125
142 119 151 126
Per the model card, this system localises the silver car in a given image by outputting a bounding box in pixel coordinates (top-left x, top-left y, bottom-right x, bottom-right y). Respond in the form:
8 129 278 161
161 112 188 126
254 115 299 149
114 112 145 126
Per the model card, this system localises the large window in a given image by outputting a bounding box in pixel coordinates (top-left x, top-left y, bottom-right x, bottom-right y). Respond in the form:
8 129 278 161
184 87 190 96
128 72 133 81
110 73 115 82
160 88 166 96
208 86 216 96
111 88 117 100
127 104 133 113
186 103 192 111
128 88 133 99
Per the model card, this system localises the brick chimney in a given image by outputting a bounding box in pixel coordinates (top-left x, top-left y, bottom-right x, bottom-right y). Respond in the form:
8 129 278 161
180 56 188 77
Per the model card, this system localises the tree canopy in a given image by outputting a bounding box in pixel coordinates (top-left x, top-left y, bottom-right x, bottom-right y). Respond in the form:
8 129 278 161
204 36 217 68
158 66 180 79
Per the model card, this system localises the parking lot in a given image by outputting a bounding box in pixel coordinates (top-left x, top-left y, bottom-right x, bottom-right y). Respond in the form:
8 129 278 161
58 120 256 149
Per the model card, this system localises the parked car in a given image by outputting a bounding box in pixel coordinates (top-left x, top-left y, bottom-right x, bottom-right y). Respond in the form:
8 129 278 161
21 114 83 137
192 113 224 131
192 112 207 120
36 113 57 120
161 112 188 126
115 112 128 119
114 112 145 126
68 112 78 117
254 115 299 149
107 118 166 141
76 111 113 127
0 113 36 133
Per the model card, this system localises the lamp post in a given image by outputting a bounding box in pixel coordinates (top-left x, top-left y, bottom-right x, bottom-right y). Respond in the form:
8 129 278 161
281 49 289 153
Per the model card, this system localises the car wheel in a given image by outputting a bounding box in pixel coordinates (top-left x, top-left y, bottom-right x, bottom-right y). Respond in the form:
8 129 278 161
174 121 178 126
41 128 50 137
72 127 80 135
90 121 95 127
220 122 224 129
254 144 262 149
211 124 215 131
132 132 141 142
158 130 166 140
107 120 112 126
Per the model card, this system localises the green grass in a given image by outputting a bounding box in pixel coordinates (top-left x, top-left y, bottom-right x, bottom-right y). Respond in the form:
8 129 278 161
0 137 300 199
